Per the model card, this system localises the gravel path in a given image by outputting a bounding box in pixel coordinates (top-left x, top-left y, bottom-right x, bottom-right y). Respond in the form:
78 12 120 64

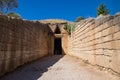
0 55 119 80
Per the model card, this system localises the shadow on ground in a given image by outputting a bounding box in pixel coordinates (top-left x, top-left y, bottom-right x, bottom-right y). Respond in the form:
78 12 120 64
0 55 64 80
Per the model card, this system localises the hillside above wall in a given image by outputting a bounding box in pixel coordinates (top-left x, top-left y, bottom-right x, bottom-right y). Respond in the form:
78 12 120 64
38 19 72 24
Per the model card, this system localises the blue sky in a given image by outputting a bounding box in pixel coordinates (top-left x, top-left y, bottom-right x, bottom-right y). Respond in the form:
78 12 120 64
15 0 120 21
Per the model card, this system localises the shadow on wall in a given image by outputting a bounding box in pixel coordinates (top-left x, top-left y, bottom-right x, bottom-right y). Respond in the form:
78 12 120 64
0 55 64 80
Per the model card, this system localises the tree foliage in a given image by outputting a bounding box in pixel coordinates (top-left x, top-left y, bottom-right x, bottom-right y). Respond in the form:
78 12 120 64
0 0 18 14
7 12 21 18
97 4 109 16
75 16 84 22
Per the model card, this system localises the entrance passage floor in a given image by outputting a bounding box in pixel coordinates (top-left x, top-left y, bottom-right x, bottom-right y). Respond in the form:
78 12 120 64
0 55 119 80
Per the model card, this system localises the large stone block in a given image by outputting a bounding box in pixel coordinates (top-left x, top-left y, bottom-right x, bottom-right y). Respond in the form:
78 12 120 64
95 31 102 39
0 51 4 60
95 15 114 26
113 14 120 24
110 50 120 74
111 40 120 49
113 31 120 40
102 34 113 42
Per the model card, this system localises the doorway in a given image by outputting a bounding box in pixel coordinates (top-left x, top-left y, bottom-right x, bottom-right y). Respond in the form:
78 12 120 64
54 38 62 55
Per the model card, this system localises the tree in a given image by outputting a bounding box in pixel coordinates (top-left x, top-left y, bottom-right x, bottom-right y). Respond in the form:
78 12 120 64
7 12 21 18
97 4 109 16
75 16 84 22
0 0 4 13
0 0 18 14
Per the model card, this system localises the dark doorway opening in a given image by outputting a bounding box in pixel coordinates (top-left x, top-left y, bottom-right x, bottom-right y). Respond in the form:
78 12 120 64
54 38 62 55
54 26 62 55
55 26 61 34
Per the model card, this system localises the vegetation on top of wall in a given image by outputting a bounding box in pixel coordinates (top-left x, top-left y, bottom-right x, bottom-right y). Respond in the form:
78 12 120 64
39 19 71 24
64 23 76 35
75 16 84 22
97 3 109 16
7 12 21 19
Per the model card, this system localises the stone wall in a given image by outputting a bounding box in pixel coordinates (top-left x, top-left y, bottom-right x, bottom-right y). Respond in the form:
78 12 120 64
0 15 53 76
60 25 69 55
68 13 120 74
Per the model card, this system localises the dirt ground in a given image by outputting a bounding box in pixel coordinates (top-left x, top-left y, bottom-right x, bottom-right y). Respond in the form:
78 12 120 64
0 55 119 80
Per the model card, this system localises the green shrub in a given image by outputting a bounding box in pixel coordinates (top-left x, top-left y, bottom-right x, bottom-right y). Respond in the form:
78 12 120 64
97 3 109 16
64 23 76 35
75 16 84 22
7 12 21 19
